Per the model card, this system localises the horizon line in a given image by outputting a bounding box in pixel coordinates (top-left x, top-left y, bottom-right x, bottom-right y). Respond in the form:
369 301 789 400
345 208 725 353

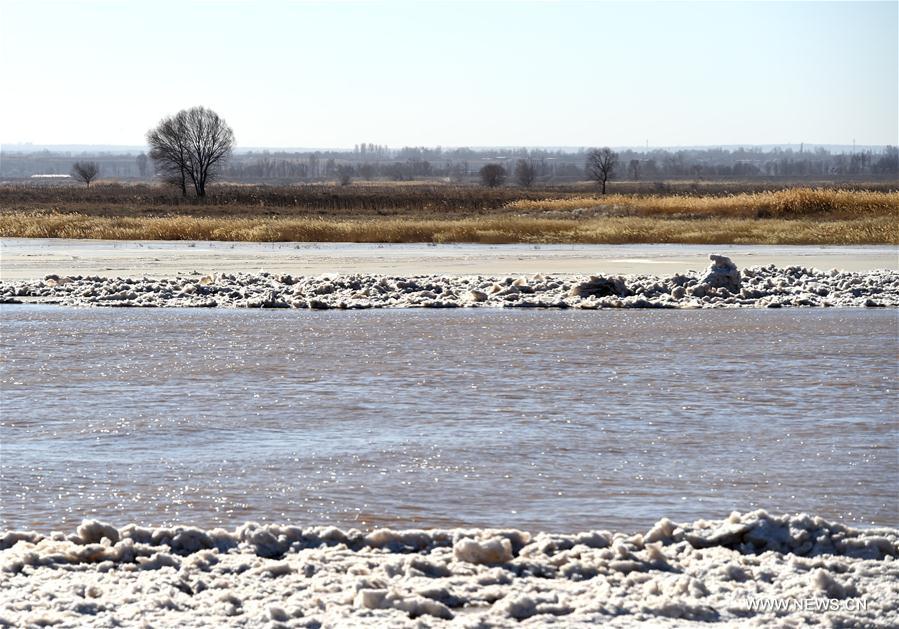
2 142 894 153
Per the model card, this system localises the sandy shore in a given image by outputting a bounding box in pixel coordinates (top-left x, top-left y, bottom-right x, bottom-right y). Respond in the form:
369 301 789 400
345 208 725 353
1 511 895 627
1 239 896 281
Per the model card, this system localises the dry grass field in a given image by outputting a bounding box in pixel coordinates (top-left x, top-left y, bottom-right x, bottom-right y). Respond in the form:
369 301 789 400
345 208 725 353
2 211 895 246
0 183 896 244
506 188 899 220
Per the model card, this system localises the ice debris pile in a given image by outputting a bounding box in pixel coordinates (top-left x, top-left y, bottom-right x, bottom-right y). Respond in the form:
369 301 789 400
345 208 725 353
1 255 897 309
2 511 897 627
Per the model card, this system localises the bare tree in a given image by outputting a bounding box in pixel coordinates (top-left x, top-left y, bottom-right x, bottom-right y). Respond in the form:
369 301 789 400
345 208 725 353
147 106 234 198
136 153 149 178
513 159 537 187
479 163 506 187
448 163 467 183
358 163 374 181
586 147 618 194
147 111 190 196
629 159 640 181
71 161 100 187
336 164 354 186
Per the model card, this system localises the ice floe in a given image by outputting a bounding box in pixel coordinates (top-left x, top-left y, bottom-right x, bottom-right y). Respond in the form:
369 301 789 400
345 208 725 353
2 255 898 309
1 510 896 627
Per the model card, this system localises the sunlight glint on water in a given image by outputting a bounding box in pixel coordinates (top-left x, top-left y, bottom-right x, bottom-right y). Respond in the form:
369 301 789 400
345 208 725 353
1 306 896 532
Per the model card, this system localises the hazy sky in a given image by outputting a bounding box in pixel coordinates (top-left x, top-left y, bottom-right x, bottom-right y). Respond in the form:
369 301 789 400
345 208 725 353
1 0 896 148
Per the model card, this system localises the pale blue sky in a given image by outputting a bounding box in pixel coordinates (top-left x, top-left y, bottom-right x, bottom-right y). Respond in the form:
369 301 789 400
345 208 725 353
1 0 896 148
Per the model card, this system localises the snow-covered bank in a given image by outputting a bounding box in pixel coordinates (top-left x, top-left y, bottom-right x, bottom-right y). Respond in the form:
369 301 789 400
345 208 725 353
2 255 898 309
2 239 896 282
1 511 896 627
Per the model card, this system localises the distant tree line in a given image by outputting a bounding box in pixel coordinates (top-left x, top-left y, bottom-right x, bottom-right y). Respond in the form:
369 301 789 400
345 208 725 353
3 142 897 186
218 145 899 185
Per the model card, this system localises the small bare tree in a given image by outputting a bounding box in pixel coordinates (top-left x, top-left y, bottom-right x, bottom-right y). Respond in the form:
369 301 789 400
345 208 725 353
449 163 467 183
479 163 506 188
336 164 354 186
147 106 234 198
71 161 100 187
358 163 374 181
586 147 618 194
136 153 149 178
629 159 640 181
513 159 537 187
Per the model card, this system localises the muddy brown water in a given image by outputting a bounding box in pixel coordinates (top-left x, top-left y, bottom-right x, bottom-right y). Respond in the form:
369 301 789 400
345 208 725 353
1 306 896 532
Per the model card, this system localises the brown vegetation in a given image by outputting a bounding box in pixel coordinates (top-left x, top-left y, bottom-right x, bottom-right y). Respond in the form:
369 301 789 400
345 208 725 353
0 182 548 218
0 183 895 245
0 182 896 220
506 188 899 220
1 212 895 246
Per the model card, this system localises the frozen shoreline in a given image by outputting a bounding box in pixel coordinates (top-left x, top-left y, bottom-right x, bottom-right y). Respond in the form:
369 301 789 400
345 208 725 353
2 255 897 309
1 239 896 281
2 511 896 627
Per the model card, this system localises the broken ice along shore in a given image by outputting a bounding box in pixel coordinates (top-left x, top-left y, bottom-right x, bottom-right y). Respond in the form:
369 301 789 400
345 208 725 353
2 255 897 309
1 511 896 627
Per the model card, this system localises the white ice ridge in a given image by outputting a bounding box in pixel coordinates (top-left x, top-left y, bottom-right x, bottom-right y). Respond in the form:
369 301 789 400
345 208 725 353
2 511 897 627
2 255 898 309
